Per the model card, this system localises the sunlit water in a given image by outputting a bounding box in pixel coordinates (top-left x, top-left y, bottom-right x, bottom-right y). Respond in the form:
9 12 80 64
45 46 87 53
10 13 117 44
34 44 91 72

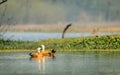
1 32 120 41
0 52 120 75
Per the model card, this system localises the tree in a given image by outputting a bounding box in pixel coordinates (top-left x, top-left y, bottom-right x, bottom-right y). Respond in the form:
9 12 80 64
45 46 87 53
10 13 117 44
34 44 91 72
0 0 12 39
0 0 7 5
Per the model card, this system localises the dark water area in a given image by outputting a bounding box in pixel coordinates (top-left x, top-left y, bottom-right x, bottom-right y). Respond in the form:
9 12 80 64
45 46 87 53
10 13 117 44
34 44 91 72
0 52 120 75
1 32 120 41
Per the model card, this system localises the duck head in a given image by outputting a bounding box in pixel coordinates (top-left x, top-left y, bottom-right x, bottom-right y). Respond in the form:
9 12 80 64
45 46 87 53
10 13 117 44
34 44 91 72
51 49 56 53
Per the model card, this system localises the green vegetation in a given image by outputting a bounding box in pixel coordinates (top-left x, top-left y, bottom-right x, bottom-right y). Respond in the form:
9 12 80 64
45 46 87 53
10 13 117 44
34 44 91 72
0 35 120 51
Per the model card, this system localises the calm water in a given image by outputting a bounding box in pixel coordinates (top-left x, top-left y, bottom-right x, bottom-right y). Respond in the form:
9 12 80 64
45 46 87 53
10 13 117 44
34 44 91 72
0 52 120 75
1 32 120 41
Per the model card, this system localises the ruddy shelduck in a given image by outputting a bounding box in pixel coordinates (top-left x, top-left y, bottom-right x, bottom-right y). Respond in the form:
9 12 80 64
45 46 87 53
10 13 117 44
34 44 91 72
29 45 56 58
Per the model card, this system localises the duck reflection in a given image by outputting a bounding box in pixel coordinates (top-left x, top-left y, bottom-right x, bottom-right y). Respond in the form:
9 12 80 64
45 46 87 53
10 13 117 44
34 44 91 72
29 55 55 73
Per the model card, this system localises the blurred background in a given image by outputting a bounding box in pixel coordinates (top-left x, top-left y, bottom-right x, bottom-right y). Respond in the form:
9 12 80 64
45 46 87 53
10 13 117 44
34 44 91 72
0 0 120 40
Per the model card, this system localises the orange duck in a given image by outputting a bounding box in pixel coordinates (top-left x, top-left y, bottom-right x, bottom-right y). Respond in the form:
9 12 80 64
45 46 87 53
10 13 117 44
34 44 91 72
29 45 56 58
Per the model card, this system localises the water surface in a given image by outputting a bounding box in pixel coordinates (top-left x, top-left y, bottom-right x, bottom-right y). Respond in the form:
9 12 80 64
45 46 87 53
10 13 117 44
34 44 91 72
1 32 120 41
0 52 120 75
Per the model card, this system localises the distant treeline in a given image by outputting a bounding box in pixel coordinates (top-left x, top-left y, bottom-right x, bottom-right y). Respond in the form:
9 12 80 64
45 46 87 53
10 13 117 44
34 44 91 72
0 0 120 24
